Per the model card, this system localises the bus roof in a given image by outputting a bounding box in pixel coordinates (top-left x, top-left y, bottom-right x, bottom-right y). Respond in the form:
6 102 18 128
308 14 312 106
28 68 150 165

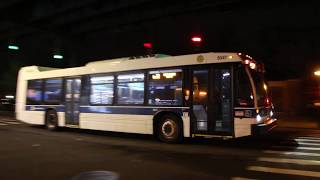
19 52 242 80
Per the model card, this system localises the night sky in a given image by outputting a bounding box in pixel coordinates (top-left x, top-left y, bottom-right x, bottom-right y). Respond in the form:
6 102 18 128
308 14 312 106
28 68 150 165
0 0 319 94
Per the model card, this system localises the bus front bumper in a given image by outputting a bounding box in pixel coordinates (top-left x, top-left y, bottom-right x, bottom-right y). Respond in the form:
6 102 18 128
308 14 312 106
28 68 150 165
252 118 277 135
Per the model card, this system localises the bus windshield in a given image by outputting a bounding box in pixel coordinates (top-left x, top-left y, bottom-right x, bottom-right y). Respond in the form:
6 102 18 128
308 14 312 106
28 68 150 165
235 64 269 107
250 69 269 107
235 65 254 107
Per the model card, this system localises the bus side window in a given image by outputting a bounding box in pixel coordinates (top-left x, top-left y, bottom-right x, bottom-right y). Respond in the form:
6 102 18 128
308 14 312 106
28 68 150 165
80 75 90 105
90 75 114 105
148 69 183 106
27 80 43 105
117 73 145 105
43 78 63 105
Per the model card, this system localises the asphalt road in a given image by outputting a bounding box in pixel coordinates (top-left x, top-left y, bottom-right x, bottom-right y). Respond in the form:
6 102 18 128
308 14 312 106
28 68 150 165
1 116 320 180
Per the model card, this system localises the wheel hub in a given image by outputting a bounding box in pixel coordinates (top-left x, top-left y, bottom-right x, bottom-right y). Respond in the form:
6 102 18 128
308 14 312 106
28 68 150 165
161 120 176 137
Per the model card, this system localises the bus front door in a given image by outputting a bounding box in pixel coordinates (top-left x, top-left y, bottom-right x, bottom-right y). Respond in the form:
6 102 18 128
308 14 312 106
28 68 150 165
192 67 232 135
65 78 81 126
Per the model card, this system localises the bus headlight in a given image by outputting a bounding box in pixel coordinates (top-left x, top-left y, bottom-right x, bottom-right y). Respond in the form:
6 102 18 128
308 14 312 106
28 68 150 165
256 114 262 123
270 110 274 117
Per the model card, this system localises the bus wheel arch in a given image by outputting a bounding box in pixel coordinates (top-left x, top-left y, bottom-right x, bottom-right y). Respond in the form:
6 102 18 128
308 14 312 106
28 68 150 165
153 111 183 143
45 108 59 131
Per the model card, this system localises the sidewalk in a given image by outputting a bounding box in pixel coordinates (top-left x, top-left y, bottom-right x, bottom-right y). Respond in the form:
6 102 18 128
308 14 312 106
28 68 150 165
276 115 319 129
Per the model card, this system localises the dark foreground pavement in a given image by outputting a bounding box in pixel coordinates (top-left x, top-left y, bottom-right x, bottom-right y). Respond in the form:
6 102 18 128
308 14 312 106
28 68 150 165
0 116 320 180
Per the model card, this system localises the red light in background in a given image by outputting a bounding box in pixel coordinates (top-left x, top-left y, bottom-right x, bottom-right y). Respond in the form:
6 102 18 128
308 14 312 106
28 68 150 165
191 36 202 43
143 42 153 49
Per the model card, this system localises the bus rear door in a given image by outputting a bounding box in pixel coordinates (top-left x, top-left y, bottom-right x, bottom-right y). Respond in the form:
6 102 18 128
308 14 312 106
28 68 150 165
65 77 81 127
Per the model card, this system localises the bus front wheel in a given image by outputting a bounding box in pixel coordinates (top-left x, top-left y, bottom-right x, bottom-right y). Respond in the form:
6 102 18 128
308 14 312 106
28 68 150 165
157 114 182 143
45 110 58 131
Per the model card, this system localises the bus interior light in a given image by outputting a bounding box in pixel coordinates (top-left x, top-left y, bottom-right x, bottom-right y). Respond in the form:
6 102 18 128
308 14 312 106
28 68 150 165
199 91 207 96
163 72 176 78
152 74 161 80
185 90 190 96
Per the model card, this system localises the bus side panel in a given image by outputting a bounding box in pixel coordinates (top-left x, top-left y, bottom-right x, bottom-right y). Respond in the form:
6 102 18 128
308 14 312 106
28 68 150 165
15 71 45 125
79 113 154 134
234 118 255 138
18 111 45 125
182 113 190 137
15 70 27 122
57 112 65 127
19 108 64 126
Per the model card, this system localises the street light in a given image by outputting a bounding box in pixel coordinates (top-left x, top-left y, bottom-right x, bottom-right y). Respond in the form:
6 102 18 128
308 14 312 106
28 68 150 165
8 45 19 50
53 54 63 59
314 70 320 76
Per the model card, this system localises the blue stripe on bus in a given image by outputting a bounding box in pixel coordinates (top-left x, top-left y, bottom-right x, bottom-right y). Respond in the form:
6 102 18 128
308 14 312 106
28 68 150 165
80 106 184 115
25 105 65 112
25 105 186 116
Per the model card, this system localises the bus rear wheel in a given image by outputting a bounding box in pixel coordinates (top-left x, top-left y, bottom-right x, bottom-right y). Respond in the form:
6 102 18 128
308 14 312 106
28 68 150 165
157 114 182 143
45 110 58 131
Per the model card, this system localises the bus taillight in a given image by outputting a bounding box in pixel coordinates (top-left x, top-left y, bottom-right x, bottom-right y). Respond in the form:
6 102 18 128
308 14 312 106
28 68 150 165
264 96 271 107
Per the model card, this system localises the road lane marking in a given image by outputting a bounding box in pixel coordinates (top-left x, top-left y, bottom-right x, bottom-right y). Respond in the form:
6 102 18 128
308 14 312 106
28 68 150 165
0 119 19 122
273 146 320 151
295 138 320 143
298 142 320 146
258 157 320 166
264 150 320 157
231 177 257 180
3 121 21 125
297 137 320 140
294 146 320 151
0 118 16 121
247 166 320 178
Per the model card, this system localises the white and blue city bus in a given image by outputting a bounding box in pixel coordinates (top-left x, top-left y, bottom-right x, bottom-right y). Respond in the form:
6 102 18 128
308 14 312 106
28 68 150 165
15 52 277 143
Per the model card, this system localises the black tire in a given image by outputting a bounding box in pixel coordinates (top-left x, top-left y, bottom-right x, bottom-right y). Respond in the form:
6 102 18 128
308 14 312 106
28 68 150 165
45 110 58 131
157 114 183 143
